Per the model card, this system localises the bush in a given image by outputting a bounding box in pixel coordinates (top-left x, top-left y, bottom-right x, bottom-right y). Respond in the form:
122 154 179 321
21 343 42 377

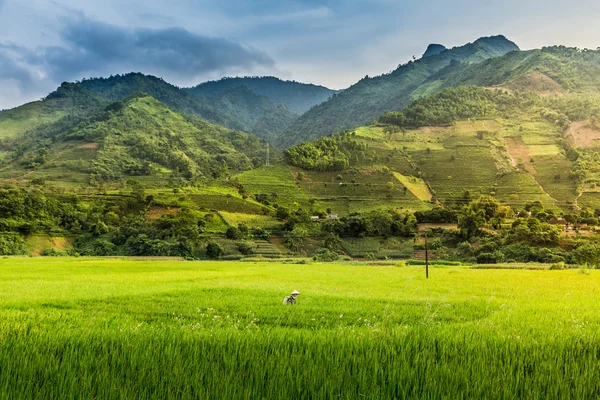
395 261 406 267
206 242 224 259
0 234 28 256
252 228 270 240
549 262 567 270
476 251 504 264
237 242 254 256
314 248 340 262
226 227 243 240
579 263 591 275
40 248 70 257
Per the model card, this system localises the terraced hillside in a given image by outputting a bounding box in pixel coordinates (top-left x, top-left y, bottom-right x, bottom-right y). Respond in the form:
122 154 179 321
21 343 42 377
284 86 600 212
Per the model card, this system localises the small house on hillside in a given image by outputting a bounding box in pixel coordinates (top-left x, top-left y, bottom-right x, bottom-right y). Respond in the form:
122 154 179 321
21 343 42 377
327 214 338 220
310 216 320 222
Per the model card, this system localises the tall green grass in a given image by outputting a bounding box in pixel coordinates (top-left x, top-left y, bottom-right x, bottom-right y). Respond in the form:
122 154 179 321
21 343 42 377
1 258 599 398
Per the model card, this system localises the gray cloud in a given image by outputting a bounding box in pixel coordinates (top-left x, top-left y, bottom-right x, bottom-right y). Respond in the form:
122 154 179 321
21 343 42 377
49 15 272 79
0 13 275 108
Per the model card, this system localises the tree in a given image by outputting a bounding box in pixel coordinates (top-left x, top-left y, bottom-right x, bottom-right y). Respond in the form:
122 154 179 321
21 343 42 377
226 226 243 240
206 242 224 259
573 244 600 267
458 206 486 238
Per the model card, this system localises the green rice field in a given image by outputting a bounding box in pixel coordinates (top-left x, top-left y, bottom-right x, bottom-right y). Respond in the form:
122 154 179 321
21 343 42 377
1 258 600 398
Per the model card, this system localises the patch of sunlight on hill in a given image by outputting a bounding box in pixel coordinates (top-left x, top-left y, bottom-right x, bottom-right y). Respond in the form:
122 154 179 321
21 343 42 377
393 172 432 201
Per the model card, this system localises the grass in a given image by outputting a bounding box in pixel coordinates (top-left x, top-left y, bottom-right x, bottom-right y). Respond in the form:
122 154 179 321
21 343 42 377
1 258 600 398
234 165 311 208
494 172 557 209
219 211 281 229
392 172 432 201
24 235 72 256
0 101 66 139
534 154 578 206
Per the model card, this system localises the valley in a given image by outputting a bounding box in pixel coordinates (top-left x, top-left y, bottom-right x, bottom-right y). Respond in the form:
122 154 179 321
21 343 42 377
1 38 600 266
2 11 600 397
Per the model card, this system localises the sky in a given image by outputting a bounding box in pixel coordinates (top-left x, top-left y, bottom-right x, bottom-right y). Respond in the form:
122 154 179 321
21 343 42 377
0 0 599 109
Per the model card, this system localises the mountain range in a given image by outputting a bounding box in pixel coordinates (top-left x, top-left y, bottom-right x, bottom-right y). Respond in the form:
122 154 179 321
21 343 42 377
2 34 600 215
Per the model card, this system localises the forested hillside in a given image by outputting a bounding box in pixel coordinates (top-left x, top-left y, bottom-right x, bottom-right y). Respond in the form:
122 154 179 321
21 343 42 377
0 94 269 185
201 86 298 142
3 36 600 262
281 35 519 147
187 76 337 114
0 83 106 142
439 46 600 92
79 73 241 129
78 73 298 142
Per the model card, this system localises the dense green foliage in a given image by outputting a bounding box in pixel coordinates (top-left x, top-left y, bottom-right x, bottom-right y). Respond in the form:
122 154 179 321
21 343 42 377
284 132 366 171
379 86 521 128
201 86 298 142
321 210 418 238
79 73 241 129
0 82 107 142
1 95 269 183
187 76 336 114
442 46 600 92
77 73 299 141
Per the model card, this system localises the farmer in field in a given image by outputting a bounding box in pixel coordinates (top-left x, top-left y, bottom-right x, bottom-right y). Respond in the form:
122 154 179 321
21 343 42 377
283 290 300 305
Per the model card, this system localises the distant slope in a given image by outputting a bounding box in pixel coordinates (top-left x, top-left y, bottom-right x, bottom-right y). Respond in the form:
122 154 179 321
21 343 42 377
202 86 298 142
187 76 337 114
78 73 243 130
440 46 600 93
78 73 299 143
0 83 105 140
0 95 270 185
281 35 519 147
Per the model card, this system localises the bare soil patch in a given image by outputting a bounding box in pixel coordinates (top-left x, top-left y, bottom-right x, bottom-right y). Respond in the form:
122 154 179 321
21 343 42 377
504 136 536 174
418 223 458 231
565 122 600 148
147 207 179 220
509 71 563 96
79 142 100 149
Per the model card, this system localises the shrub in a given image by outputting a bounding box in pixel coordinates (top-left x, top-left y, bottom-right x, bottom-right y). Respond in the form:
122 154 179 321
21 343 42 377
476 250 504 264
579 263 591 275
314 248 340 262
40 248 70 257
549 262 567 270
225 227 243 240
395 261 406 267
237 242 254 256
206 242 224 259
0 234 28 256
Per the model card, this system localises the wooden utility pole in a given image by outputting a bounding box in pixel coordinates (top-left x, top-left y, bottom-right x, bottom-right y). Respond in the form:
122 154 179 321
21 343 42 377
266 143 270 166
424 231 429 279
